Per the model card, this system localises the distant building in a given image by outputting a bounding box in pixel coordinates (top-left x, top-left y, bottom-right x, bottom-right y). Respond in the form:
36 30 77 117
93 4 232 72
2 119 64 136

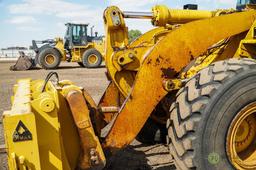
0 46 35 58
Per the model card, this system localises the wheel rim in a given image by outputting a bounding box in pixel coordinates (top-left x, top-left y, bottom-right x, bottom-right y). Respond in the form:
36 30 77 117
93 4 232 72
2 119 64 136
45 54 55 65
226 102 256 169
87 54 98 65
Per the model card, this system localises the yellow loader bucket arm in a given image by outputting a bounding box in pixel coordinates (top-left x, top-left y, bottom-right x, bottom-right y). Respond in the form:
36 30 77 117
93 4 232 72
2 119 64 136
103 6 256 149
103 5 234 97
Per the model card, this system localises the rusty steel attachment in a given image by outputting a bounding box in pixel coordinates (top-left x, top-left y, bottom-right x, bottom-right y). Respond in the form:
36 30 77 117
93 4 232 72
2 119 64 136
65 90 106 169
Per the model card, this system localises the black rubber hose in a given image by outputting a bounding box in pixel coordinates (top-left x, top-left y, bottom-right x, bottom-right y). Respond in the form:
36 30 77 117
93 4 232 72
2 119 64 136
41 71 59 92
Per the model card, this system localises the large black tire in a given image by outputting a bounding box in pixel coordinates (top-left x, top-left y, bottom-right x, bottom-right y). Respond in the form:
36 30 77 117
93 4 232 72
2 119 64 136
38 48 61 69
167 58 256 170
82 48 102 68
35 44 52 66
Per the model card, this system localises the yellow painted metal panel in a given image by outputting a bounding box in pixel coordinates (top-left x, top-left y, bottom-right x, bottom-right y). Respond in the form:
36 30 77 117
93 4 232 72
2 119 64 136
3 112 41 170
104 10 256 149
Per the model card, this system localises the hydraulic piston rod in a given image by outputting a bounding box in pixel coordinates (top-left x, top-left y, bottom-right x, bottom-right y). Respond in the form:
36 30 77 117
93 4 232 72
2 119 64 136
123 11 153 19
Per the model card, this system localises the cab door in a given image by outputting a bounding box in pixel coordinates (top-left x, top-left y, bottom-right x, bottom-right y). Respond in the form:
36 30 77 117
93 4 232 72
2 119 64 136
72 25 88 46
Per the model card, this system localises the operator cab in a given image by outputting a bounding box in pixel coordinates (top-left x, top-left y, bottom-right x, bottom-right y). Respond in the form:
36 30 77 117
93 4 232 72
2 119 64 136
64 23 92 49
237 0 256 10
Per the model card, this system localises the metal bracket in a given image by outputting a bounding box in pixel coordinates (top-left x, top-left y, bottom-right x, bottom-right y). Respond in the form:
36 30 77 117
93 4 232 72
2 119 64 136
163 79 187 92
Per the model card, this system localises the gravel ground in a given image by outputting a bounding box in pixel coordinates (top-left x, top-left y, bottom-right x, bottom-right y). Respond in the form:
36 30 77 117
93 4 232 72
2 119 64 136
0 61 175 170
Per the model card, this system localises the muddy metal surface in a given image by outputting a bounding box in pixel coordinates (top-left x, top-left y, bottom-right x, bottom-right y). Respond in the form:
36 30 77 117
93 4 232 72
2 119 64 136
0 61 174 170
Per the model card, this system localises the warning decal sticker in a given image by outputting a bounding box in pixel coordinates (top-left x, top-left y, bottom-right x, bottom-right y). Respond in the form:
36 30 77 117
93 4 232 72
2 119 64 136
12 120 32 142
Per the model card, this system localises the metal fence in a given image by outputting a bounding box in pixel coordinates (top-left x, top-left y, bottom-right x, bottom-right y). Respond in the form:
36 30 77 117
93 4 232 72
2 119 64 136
0 49 35 58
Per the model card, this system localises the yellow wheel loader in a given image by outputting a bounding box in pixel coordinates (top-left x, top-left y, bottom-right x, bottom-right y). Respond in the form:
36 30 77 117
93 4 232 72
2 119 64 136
32 23 104 69
4 0 256 169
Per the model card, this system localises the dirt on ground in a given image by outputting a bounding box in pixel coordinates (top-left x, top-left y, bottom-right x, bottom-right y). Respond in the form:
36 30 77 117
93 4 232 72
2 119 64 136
0 61 174 170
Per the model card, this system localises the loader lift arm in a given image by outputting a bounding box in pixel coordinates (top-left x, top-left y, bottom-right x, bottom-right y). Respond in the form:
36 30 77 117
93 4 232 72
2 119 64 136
31 39 56 53
102 6 256 150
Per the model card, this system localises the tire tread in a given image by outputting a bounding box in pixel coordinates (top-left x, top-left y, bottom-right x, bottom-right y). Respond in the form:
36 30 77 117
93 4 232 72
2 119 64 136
167 58 256 170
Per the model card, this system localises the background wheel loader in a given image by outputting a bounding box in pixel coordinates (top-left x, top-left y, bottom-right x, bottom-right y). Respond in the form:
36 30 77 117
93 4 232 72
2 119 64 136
12 23 105 70
3 0 256 169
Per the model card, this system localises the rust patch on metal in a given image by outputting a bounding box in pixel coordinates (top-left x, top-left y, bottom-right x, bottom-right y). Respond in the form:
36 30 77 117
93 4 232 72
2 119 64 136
66 90 105 169
147 58 152 65
161 67 178 78
156 58 161 65
154 55 164 66
189 51 194 60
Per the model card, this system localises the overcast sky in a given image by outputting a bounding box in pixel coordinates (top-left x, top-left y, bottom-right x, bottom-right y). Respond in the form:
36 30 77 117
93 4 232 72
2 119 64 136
0 0 237 48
